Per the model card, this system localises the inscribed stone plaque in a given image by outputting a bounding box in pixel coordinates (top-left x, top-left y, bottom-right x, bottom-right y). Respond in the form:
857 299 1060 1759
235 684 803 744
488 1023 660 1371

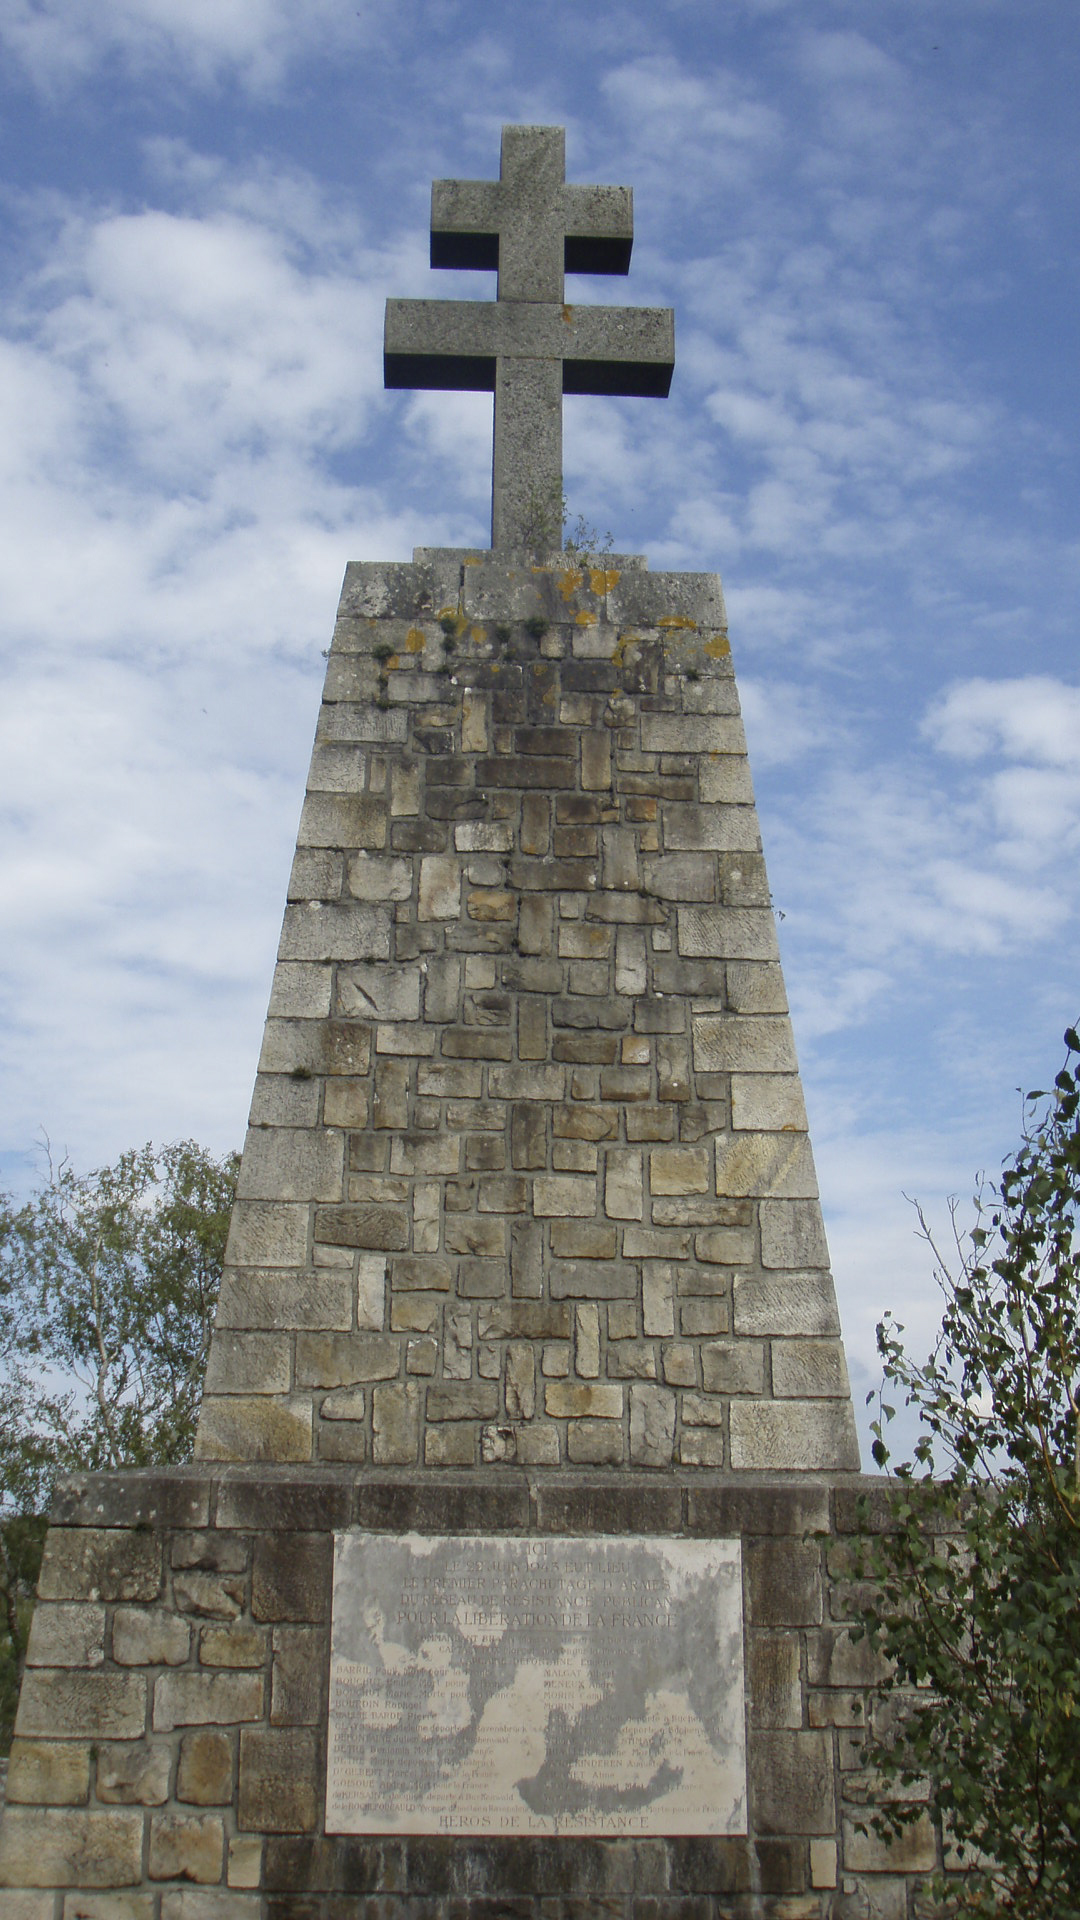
326 1531 746 1836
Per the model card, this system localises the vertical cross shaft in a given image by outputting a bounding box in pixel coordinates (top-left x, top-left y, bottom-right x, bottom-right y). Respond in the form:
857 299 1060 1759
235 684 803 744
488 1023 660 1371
384 125 675 549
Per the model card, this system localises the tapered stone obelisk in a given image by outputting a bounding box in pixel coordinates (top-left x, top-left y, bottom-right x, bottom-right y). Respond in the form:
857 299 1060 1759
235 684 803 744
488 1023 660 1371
2 130 945 1920
192 124 859 1478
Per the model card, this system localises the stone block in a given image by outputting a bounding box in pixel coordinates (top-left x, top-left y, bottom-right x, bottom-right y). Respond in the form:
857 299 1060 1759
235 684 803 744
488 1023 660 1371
38 1532 161 1606
16 1672 146 1743
747 1539 823 1626
806 1626 890 1690
177 1731 234 1806
649 1146 709 1195
566 1420 624 1465
0 1810 144 1890
251 1534 331 1624
759 1200 830 1270
226 1837 263 1890
505 1344 536 1421
0 1895 57 1920
642 1263 676 1339
576 1304 601 1378
604 1149 643 1221
751 1731 835 1835
270 1626 325 1727
199 1624 267 1669
700 1341 765 1396
629 1385 676 1466
5 1739 91 1806
729 1400 861 1472
203 1333 291 1397
661 1343 696 1386
544 1383 623 1419
247 1074 320 1128
25 1604 105 1669
714 1132 817 1200
678 1429 725 1466
641 852 717 899
843 1815 937 1874
677 907 778 963
371 1383 420 1464
268 961 333 1019
314 1204 408 1252
346 852 412 900
95 1741 172 1806
213 1271 350 1332
236 1129 343 1203
149 1813 224 1884
194 1397 313 1465
278 902 390 962
224 1203 309 1269
691 1012 794 1072
732 1273 841 1337
426 1382 498 1420
153 1672 264 1732
417 855 460 919
772 1338 850 1399
730 1073 807 1132
681 1299 731 1337
294 1333 400 1386
748 1633 802 1729
113 1608 191 1666
533 1175 595 1217
238 1728 319 1834
337 962 421 1022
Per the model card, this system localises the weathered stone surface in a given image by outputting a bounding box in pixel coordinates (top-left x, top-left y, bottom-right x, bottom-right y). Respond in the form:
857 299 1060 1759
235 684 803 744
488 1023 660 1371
252 1534 331 1624
751 1731 836 1835
24 1604 105 1670
95 1741 172 1806
177 1731 234 1807
0 1810 144 1889
238 1728 319 1834
5 1740 91 1806
15 1672 146 1743
38 1533 160 1605
112 1608 191 1666
148 1813 224 1884
152 1672 264 1732
730 1401 860 1473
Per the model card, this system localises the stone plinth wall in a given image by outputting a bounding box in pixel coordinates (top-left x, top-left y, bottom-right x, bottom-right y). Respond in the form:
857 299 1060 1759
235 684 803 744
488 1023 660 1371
0 1468 947 1920
196 549 858 1477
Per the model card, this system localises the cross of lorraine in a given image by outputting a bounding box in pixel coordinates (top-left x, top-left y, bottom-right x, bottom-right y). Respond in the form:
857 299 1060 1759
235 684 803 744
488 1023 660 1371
384 125 675 550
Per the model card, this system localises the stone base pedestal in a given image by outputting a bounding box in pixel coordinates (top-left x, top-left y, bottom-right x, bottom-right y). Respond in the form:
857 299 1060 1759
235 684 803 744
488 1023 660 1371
1 1467 941 1920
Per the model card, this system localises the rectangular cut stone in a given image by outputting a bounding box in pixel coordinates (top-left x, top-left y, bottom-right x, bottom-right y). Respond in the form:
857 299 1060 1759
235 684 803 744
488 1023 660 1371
730 1074 807 1132
677 909 778 962
640 715 745 754
236 1129 344 1203
714 1133 818 1199
326 1532 746 1836
733 1273 841 1337
759 1199 830 1270
0 1809 144 1889
661 806 760 853
279 904 390 962
691 1015 796 1074
729 1401 860 1472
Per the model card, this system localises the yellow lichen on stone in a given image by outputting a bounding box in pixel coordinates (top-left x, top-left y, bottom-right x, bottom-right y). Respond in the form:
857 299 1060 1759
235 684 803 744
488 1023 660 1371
558 568 585 600
589 568 620 594
611 631 641 668
405 628 425 653
704 633 731 657
470 626 487 646
575 611 598 626
658 615 697 631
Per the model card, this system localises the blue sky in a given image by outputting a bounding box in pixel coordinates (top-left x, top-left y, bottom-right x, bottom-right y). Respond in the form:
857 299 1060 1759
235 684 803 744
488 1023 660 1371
1 0 1078 1461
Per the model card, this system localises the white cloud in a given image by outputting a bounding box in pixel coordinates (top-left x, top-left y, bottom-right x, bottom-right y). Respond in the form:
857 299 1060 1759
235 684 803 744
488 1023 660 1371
0 0 369 91
925 675 1080 767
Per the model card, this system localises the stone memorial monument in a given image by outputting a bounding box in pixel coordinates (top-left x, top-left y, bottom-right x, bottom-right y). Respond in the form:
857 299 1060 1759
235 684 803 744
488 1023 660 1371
0 127 938 1920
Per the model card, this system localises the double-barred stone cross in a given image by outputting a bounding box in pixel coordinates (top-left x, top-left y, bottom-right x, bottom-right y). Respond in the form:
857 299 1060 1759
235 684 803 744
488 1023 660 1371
384 125 675 549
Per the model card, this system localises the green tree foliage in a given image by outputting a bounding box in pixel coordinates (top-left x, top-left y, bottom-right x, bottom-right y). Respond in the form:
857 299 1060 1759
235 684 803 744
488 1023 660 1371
0 1139 238 1750
853 1027 1080 1917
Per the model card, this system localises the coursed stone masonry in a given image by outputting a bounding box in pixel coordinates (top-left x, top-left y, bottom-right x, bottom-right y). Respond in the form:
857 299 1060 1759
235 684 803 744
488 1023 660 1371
193 549 860 1479
0 1468 953 1919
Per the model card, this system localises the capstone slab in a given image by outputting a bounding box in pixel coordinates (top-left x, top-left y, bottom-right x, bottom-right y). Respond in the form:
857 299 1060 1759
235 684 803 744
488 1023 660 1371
326 1530 745 1837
